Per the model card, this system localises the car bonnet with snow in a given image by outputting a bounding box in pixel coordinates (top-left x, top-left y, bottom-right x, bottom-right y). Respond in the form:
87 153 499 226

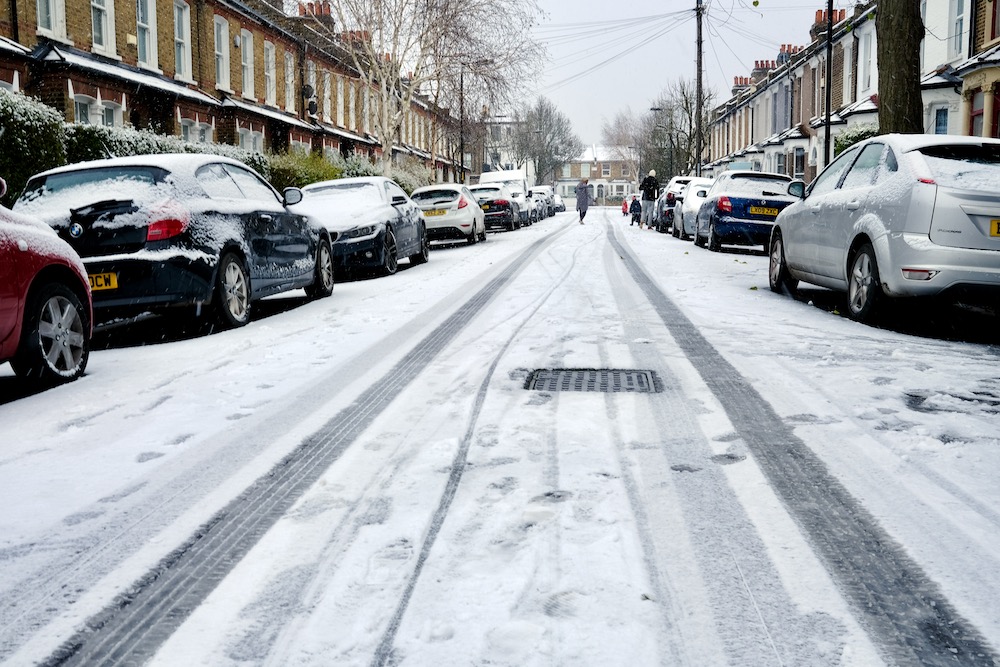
295 179 395 235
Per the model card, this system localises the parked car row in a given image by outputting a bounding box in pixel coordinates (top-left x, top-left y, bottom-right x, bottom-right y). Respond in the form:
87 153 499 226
656 134 1000 324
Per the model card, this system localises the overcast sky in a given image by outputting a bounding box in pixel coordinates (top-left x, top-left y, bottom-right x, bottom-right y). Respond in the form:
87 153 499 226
531 0 842 146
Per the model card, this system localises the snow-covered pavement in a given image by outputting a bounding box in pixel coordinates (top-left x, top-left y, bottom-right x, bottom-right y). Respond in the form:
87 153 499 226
1 207 998 666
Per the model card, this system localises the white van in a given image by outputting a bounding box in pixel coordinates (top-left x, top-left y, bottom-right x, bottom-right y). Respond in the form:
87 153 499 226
479 169 530 225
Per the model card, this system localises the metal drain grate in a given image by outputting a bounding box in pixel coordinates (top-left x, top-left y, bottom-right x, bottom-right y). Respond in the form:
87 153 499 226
525 369 661 393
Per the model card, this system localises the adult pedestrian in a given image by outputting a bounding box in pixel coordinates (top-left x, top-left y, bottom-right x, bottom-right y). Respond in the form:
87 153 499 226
639 169 660 230
575 178 592 224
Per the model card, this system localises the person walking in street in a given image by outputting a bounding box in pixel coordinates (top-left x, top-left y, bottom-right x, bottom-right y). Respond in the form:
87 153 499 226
639 169 660 230
576 178 592 224
629 196 641 225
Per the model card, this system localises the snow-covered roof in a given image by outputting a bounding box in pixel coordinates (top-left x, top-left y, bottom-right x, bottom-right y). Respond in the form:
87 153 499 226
0 35 30 56
839 95 879 118
222 96 315 131
921 65 963 89
576 145 628 162
955 42 1000 75
325 124 378 145
809 112 845 129
42 44 219 107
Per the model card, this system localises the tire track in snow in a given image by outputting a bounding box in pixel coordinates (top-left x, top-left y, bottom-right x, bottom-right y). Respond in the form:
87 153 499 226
369 221 600 665
607 226 999 666
38 225 575 667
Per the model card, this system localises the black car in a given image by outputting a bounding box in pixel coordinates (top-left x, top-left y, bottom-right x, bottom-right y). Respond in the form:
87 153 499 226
15 154 334 328
469 184 521 232
294 177 429 277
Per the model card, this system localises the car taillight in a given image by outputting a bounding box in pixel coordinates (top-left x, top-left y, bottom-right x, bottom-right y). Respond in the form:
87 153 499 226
917 178 936 185
495 199 509 206
718 196 732 214
146 201 189 241
458 196 468 209
666 192 675 203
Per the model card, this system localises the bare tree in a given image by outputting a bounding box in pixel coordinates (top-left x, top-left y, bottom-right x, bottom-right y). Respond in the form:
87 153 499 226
647 79 715 177
295 0 543 175
601 110 644 185
876 0 924 133
509 97 583 184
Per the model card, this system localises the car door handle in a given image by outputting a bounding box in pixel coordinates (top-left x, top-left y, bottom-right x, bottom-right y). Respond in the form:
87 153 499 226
259 214 274 222
847 201 860 210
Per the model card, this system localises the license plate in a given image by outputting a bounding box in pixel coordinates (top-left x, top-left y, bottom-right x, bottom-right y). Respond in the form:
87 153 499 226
991 219 1000 237
481 204 489 211
89 272 118 291
750 206 779 217
423 209 446 217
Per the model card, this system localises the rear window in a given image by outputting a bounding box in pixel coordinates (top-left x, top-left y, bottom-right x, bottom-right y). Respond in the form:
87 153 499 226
721 175 790 197
470 187 501 197
16 166 169 217
412 189 459 204
917 144 1000 189
304 181 380 205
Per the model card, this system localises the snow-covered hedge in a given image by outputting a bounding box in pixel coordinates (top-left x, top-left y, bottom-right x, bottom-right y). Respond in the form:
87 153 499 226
835 123 879 156
267 151 343 191
65 124 270 178
390 156 433 194
0 89 67 206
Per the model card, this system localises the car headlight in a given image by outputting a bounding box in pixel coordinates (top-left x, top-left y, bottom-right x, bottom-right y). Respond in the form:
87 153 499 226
339 223 382 240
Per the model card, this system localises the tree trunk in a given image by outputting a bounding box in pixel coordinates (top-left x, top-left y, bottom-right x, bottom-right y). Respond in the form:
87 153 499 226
875 0 924 134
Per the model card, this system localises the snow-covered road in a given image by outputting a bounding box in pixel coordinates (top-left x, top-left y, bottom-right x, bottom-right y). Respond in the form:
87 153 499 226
1 207 998 666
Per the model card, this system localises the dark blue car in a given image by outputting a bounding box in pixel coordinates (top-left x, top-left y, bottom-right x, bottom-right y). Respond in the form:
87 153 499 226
694 171 795 252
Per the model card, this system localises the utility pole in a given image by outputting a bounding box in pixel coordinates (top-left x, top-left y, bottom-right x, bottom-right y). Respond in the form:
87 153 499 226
695 0 703 176
459 67 465 184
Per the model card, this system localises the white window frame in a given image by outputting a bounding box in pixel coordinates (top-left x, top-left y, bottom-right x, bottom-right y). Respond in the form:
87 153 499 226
842 41 853 102
36 0 68 40
136 0 158 70
213 15 230 92
348 82 356 129
73 95 120 127
284 51 295 112
91 0 117 56
241 29 254 99
173 1 192 82
263 41 276 106
197 122 213 144
180 118 194 141
336 76 345 126
861 32 873 92
323 71 331 121
238 127 265 152
949 0 966 59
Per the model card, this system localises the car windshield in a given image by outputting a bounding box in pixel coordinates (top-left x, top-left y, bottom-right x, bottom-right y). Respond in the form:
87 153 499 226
304 182 381 206
412 189 459 205
721 176 790 197
17 167 169 216
917 144 1000 190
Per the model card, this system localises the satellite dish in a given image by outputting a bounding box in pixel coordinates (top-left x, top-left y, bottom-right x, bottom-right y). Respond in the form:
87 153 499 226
302 84 315 99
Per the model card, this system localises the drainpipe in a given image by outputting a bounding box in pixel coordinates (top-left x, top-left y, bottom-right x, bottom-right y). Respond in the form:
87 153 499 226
9 0 18 43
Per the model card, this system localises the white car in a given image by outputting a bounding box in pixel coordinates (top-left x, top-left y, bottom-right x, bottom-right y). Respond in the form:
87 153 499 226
673 177 714 240
769 133 1000 322
410 183 486 245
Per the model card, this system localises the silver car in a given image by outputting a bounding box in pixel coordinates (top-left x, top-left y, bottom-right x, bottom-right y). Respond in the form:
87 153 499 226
769 134 1000 322
673 177 714 240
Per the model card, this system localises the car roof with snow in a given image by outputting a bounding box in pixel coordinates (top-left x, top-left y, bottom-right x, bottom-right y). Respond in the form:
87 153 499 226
28 153 253 180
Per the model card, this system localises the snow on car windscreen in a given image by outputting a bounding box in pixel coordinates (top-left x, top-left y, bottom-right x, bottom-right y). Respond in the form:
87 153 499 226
411 189 459 204
470 187 501 199
17 167 169 217
304 182 380 204
917 144 1000 190
724 176 791 197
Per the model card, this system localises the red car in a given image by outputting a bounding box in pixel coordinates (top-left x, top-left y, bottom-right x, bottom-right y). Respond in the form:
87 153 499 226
1 177 92 384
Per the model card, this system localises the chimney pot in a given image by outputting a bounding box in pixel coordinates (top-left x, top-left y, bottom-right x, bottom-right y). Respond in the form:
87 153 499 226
815 9 823 23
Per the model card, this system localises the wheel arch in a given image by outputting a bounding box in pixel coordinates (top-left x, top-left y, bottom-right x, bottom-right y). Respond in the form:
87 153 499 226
26 264 92 331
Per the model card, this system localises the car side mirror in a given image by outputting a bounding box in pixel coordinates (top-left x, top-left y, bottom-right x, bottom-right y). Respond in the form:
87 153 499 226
391 195 407 206
283 187 303 205
788 180 806 199
696 190 707 198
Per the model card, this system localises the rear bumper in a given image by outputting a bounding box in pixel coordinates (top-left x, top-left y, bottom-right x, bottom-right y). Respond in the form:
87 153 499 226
427 226 473 241
484 212 514 230
83 254 215 317
877 232 1000 300
712 217 773 245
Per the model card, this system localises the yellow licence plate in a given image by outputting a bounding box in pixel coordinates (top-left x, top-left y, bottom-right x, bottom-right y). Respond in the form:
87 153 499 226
423 209 446 217
89 272 118 291
991 219 1000 237
750 206 779 217
481 204 489 211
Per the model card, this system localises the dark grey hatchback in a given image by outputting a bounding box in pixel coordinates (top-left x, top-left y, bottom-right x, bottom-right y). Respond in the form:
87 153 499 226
14 154 335 328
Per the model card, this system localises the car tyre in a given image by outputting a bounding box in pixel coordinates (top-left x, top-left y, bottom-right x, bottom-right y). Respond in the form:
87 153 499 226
467 225 478 245
11 282 89 384
847 243 883 322
409 227 430 265
378 229 399 276
672 221 681 238
304 237 335 299
768 231 798 295
707 222 721 252
215 252 251 328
